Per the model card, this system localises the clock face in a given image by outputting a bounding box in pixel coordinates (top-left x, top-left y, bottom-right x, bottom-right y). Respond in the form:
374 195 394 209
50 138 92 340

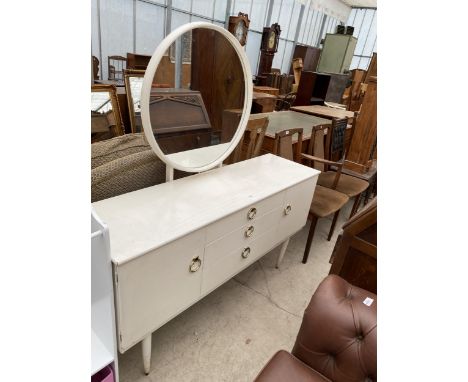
235 20 246 42
268 32 276 49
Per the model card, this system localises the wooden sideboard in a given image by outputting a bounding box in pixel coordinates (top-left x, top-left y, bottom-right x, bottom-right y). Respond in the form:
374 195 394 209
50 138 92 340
92 154 319 374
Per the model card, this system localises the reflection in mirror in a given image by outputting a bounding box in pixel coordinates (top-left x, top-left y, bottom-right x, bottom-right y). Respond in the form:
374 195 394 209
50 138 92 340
146 27 246 168
124 69 145 133
91 84 124 143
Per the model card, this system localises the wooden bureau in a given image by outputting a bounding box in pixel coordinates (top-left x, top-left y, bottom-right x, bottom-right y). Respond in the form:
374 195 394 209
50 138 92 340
92 154 319 358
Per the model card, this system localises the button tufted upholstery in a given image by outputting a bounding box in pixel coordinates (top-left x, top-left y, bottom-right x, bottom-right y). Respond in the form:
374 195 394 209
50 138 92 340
254 275 376 382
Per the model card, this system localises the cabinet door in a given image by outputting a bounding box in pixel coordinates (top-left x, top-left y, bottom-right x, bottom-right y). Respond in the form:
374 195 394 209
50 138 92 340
115 229 205 352
278 177 317 239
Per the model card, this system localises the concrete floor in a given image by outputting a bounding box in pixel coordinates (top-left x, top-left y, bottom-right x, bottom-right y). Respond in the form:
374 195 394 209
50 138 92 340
118 201 355 382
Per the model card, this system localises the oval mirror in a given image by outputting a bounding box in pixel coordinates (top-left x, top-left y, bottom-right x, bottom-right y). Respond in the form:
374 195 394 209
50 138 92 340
141 22 252 173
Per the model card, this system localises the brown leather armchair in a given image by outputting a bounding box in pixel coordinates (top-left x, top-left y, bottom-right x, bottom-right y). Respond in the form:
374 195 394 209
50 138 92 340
254 275 377 382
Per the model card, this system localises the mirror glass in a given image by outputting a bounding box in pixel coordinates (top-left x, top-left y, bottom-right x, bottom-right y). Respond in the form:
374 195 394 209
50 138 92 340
143 26 247 170
91 87 123 142
125 71 145 133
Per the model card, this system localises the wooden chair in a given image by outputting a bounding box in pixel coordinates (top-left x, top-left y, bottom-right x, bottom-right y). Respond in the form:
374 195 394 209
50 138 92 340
231 117 268 163
273 127 349 264
275 92 297 111
273 128 303 163
108 55 127 81
317 117 369 218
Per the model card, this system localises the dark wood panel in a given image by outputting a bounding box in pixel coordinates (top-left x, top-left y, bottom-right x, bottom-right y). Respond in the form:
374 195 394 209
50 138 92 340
191 29 244 139
289 44 321 74
329 199 377 294
344 77 377 173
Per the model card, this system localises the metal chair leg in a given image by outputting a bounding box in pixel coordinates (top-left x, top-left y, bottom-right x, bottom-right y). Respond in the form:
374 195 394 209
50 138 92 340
327 210 341 241
302 216 318 264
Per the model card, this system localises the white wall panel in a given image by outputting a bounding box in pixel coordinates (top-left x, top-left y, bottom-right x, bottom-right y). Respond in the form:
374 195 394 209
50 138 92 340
281 40 294 73
172 0 191 11
357 56 370 70
91 0 100 69
270 0 281 24
171 10 191 30
233 0 251 17
346 8 377 70
287 1 302 40
310 11 322 46
298 2 311 43
277 0 294 38
354 9 374 55
245 31 262 74
250 0 269 32
135 1 165 55
99 0 134 80
361 11 376 57
272 38 285 70
192 0 214 18
349 8 365 39
214 0 228 21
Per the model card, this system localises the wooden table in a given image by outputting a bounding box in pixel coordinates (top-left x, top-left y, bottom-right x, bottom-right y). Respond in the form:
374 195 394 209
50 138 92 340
291 105 355 123
248 111 331 153
252 91 277 113
253 86 280 96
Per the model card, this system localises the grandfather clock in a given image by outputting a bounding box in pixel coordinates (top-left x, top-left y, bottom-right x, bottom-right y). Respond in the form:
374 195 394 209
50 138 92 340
228 12 250 47
256 23 281 85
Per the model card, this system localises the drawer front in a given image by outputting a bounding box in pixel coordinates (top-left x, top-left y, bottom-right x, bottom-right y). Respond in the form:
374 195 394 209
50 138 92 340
205 191 285 243
202 227 279 295
204 206 283 263
115 229 205 352
278 178 317 239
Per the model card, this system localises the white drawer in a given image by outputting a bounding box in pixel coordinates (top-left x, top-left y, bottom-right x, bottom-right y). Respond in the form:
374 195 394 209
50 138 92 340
277 178 317 239
204 206 283 263
205 191 285 243
114 229 205 352
201 227 279 295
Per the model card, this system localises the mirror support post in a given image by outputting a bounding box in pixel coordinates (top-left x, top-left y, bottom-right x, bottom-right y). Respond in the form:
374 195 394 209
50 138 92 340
166 165 174 182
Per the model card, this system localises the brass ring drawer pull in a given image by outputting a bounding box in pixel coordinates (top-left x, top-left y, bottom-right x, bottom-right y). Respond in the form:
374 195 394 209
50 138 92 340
284 204 292 215
189 256 202 273
241 247 251 259
245 225 254 237
247 207 257 220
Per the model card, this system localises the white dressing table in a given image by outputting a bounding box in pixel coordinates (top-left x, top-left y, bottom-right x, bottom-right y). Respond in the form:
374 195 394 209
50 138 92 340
91 22 320 375
92 154 319 372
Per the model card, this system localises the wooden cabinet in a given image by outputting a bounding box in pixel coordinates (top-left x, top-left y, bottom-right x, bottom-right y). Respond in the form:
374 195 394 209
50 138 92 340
289 44 321 74
317 34 357 74
293 71 330 106
115 230 205 351
126 53 151 70
92 154 319 358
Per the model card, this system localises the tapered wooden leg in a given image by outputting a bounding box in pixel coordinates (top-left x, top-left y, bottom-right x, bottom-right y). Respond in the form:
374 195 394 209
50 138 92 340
302 216 318 264
276 237 290 269
350 193 362 218
142 334 152 375
327 210 341 241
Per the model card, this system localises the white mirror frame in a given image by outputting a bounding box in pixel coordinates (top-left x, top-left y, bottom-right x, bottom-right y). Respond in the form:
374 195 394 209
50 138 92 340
140 22 253 174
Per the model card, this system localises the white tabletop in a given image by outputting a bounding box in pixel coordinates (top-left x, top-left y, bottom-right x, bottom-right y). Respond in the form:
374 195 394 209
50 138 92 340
93 154 319 265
